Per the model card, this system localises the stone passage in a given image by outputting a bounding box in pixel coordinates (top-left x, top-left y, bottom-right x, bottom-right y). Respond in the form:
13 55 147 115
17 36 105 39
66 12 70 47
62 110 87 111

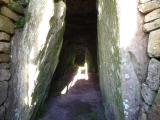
40 73 106 120
0 0 25 119
138 0 160 119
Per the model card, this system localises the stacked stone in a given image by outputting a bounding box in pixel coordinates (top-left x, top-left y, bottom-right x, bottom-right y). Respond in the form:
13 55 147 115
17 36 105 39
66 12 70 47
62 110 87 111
0 0 25 119
138 0 160 119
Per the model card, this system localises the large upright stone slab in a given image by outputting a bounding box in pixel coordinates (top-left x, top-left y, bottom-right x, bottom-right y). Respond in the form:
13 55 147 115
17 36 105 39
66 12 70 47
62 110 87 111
0 14 14 34
148 29 160 58
1 6 18 21
145 9 160 23
0 32 10 41
141 83 156 105
0 42 10 53
0 81 8 105
6 0 66 120
146 58 160 91
143 18 160 32
138 1 160 14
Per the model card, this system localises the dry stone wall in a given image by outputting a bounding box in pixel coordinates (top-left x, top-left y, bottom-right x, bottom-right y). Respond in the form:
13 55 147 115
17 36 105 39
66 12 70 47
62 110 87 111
138 0 160 119
0 0 25 119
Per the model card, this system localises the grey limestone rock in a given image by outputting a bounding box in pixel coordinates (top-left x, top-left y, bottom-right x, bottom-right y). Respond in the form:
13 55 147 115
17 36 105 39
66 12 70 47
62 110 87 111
0 81 8 105
141 83 156 105
146 58 160 91
0 106 5 120
145 8 160 23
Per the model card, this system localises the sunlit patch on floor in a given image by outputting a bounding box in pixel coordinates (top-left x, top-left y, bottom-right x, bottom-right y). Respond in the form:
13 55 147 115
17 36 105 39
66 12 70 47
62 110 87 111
61 63 89 95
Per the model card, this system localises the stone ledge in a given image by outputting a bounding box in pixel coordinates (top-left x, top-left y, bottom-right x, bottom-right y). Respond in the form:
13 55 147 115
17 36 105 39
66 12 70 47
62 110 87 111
145 8 160 23
148 29 160 58
1 6 18 21
138 1 160 14
143 18 160 32
0 32 10 41
0 42 10 53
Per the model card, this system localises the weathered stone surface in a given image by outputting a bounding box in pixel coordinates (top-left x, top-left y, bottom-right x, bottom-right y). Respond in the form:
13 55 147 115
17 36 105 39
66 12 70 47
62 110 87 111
0 32 10 41
1 6 18 21
146 58 160 91
7 1 25 14
0 0 9 4
0 69 11 81
0 106 5 120
141 102 151 113
0 42 10 53
0 54 10 63
148 29 160 57
6 1 66 120
141 83 156 105
145 9 160 23
0 81 8 105
0 63 10 69
143 18 160 32
147 88 160 120
138 1 160 14
140 0 151 4
0 14 14 34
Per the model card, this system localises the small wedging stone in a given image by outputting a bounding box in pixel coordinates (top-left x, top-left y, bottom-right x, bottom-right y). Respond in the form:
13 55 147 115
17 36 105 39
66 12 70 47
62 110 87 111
0 32 10 41
0 14 14 34
0 69 11 81
143 18 160 32
0 81 8 105
147 88 160 120
148 29 160 58
138 1 160 14
146 58 160 91
145 8 160 23
1 6 18 21
0 42 10 53
0 106 5 120
7 1 25 14
0 54 10 63
141 83 156 105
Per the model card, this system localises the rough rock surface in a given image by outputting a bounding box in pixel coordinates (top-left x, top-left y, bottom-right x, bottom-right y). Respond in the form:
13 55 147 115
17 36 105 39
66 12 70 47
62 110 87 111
146 58 160 91
141 83 156 105
1 6 18 21
0 106 5 120
143 18 160 32
138 1 160 14
0 42 10 53
147 88 160 120
0 54 10 63
6 1 66 120
0 81 8 105
0 69 11 81
0 32 10 41
0 14 14 34
141 102 151 113
148 29 160 57
145 8 160 23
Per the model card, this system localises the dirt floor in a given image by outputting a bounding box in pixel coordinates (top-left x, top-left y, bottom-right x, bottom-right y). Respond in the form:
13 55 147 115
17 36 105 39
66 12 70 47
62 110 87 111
39 72 106 120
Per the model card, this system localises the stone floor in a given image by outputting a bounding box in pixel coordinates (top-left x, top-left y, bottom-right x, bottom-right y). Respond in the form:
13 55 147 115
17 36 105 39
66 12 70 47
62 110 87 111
39 73 106 120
